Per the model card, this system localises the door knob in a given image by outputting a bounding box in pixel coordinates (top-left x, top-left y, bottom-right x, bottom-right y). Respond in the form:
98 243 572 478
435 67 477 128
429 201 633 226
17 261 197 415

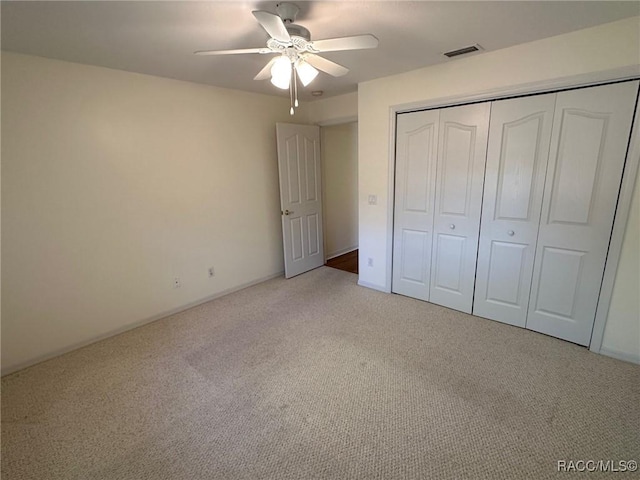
449 224 455 230
283 209 294 216
507 230 515 236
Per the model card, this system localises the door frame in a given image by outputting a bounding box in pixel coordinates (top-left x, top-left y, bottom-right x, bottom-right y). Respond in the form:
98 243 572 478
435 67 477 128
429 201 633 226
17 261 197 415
317 116 359 264
383 65 640 354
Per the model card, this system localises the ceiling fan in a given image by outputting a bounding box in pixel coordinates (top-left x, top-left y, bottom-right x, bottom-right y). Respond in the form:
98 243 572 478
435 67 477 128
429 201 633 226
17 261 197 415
194 2 378 114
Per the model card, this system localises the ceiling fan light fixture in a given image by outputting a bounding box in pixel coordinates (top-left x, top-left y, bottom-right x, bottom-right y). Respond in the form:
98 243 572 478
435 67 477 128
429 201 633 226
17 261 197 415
270 56 292 89
295 60 319 86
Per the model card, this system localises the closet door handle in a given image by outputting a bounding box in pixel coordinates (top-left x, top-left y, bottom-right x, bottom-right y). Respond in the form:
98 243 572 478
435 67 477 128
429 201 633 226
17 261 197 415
507 230 515 236
449 224 455 230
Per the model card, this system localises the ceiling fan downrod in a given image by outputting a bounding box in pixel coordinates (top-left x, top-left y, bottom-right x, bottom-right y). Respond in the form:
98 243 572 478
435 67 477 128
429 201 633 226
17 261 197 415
275 3 299 24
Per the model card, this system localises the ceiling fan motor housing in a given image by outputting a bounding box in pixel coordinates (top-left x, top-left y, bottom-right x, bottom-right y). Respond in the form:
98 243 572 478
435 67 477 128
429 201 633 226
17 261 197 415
286 24 311 41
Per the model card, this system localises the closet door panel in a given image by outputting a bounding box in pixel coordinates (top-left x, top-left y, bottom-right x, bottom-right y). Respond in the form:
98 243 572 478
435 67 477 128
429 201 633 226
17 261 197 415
392 110 439 301
433 233 465 292
526 81 639 345
430 103 490 313
473 93 556 326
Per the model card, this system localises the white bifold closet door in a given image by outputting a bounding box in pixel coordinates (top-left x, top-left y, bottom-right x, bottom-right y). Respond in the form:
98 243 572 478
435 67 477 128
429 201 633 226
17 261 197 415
392 110 439 301
473 93 556 327
526 81 639 346
429 103 490 313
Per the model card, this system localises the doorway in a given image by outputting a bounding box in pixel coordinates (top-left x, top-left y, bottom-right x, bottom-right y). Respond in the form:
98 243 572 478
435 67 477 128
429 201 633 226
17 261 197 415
321 121 358 274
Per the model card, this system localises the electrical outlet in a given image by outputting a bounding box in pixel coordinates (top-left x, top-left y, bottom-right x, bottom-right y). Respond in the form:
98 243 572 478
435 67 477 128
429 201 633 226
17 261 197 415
367 257 374 267
368 194 377 205
208 267 215 278
173 277 181 289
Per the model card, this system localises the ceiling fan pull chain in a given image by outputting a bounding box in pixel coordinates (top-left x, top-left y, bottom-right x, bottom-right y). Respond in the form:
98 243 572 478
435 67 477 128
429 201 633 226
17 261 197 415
294 67 299 108
289 69 294 115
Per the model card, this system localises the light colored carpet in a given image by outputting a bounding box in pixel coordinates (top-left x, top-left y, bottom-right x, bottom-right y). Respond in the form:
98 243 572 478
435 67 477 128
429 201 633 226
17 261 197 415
2 267 639 479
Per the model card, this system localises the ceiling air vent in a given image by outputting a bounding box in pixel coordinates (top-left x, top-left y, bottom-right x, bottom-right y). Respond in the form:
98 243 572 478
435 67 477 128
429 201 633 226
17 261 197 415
443 44 483 58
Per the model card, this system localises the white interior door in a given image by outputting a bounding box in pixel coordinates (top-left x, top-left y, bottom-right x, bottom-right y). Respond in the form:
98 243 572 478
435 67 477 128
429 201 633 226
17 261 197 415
473 93 556 327
276 123 324 278
526 81 639 345
392 110 439 301
430 103 490 313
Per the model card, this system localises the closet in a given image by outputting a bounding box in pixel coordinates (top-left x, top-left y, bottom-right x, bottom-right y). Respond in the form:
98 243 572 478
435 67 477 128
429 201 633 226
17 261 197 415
392 80 639 346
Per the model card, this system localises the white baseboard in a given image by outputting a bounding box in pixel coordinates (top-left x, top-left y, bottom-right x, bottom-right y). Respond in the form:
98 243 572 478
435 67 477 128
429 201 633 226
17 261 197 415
598 346 640 365
357 280 390 293
326 246 358 261
1 271 285 377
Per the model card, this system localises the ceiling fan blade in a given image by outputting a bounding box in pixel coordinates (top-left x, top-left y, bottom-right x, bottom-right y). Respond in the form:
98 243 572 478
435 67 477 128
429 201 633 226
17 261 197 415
254 58 277 80
310 34 378 53
194 48 271 56
252 10 291 42
304 54 349 77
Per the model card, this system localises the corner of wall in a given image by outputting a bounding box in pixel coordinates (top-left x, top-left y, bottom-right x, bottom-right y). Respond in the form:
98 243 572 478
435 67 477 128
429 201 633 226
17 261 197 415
306 91 358 125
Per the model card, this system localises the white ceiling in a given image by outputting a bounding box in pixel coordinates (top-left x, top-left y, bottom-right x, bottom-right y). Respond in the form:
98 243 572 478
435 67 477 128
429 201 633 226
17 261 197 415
2 1 638 101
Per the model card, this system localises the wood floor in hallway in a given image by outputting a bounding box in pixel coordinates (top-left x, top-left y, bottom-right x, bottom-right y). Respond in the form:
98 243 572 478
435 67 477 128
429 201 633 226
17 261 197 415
325 250 358 274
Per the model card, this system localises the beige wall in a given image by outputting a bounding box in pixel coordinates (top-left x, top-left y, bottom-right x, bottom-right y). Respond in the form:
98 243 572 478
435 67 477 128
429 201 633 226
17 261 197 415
357 17 640 358
321 122 358 259
304 92 358 125
1 52 294 373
